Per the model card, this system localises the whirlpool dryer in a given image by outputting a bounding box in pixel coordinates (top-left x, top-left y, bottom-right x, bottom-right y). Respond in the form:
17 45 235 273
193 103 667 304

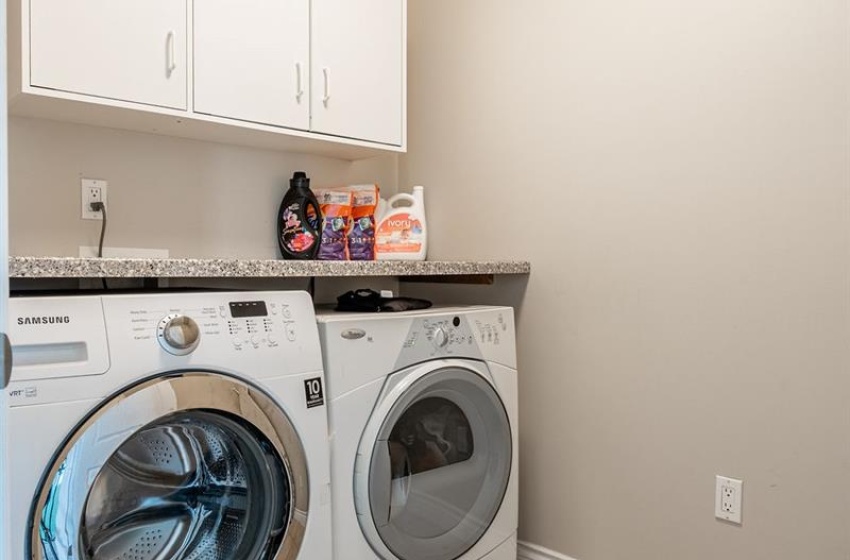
317 307 518 560
7 291 332 560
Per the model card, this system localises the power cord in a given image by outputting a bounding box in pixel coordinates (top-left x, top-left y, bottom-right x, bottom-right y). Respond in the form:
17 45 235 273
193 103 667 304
91 201 108 289
90 201 107 257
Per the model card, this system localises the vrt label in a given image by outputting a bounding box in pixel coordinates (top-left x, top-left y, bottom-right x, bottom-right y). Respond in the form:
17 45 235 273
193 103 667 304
8 387 37 398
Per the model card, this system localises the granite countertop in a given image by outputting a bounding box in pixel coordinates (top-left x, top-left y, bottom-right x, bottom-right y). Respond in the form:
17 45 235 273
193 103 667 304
9 256 531 279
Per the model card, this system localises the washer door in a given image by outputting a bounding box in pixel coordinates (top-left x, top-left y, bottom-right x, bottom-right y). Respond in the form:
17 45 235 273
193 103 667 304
356 362 512 560
31 372 309 560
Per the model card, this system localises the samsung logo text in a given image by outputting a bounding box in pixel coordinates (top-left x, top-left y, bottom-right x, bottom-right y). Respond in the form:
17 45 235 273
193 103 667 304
17 316 71 326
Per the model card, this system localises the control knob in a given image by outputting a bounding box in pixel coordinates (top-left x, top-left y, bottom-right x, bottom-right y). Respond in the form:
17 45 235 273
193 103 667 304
158 314 201 355
433 327 449 348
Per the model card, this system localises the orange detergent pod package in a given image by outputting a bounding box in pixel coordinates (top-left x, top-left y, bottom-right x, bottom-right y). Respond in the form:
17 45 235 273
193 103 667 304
316 190 353 260
345 184 380 260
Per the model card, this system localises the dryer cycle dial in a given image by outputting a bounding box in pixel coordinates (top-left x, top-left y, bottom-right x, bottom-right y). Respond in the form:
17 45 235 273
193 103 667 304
433 327 449 348
158 314 201 355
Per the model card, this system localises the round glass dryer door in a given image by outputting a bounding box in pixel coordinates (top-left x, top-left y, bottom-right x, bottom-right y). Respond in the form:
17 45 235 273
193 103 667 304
358 365 512 560
30 373 309 560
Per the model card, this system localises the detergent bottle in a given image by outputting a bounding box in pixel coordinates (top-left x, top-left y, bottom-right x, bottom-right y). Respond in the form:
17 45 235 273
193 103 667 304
277 171 321 259
375 185 427 261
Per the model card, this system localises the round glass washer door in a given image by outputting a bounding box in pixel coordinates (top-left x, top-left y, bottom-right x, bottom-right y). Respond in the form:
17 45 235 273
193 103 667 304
30 372 309 560
356 362 512 560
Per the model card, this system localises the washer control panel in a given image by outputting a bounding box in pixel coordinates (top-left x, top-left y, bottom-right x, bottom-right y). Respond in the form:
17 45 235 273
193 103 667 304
129 297 302 353
223 300 300 350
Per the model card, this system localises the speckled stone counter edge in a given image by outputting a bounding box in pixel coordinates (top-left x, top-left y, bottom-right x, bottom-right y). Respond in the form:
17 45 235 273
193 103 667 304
9 257 531 279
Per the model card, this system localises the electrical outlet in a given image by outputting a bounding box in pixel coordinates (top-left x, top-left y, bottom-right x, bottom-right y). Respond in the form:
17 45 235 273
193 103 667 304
81 179 108 220
715 475 743 524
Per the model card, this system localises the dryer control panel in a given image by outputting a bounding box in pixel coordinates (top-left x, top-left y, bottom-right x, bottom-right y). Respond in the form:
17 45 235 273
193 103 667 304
395 308 515 369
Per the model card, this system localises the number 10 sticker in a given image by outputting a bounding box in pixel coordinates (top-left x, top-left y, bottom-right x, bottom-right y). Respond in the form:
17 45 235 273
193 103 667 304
304 377 325 409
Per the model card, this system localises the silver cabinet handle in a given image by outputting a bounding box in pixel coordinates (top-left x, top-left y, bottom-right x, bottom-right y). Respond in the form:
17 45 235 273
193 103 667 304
166 31 177 77
1 333 12 389
322 67 331 106
295 62 304 103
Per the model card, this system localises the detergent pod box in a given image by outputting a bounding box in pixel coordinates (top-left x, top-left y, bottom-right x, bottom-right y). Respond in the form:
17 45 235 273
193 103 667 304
315 189 353 260
345 184 380 261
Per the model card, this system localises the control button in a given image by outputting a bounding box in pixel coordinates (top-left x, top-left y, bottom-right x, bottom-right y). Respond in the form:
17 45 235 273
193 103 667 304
285 323 297 342
250 335 260 348
433 327 449 348
232 337 243 349
158 314 201 356
270 303 278 315
267 334 278 346
219 306 227 318
283 307 292 319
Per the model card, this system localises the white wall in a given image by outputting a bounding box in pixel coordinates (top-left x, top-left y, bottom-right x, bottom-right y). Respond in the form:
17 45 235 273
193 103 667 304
9 117 398 258
402 1 850 559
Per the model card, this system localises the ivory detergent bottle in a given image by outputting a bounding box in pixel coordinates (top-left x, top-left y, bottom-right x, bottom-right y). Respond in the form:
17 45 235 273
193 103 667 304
375 185 427 261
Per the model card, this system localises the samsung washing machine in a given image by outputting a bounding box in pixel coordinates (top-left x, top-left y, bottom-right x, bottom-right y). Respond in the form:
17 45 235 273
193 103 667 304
7 291 332 560
316 306 518 560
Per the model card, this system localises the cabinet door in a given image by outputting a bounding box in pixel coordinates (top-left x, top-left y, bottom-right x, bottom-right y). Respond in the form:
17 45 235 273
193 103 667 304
29 0 187 110
311 0 404 146
194 0 309 130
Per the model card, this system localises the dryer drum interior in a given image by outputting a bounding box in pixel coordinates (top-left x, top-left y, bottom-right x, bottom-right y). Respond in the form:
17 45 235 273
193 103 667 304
29 373 309 560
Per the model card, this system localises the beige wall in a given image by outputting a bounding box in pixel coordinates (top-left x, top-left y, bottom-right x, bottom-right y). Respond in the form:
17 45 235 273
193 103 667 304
402 1 850 559
9 116 398 258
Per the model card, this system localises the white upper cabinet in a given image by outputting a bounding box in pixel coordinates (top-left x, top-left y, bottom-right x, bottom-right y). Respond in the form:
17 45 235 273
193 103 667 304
12 0 405 157
311 0 404 146
29 0 188 110
194 0 310 130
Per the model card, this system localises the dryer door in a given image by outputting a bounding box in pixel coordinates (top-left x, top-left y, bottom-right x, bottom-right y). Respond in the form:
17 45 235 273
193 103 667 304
30 372 309 560
356 362 512 560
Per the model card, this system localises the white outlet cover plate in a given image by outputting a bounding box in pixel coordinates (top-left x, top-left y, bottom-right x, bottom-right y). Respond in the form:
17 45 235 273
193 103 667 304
715 475 743 524
81 178 108 220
